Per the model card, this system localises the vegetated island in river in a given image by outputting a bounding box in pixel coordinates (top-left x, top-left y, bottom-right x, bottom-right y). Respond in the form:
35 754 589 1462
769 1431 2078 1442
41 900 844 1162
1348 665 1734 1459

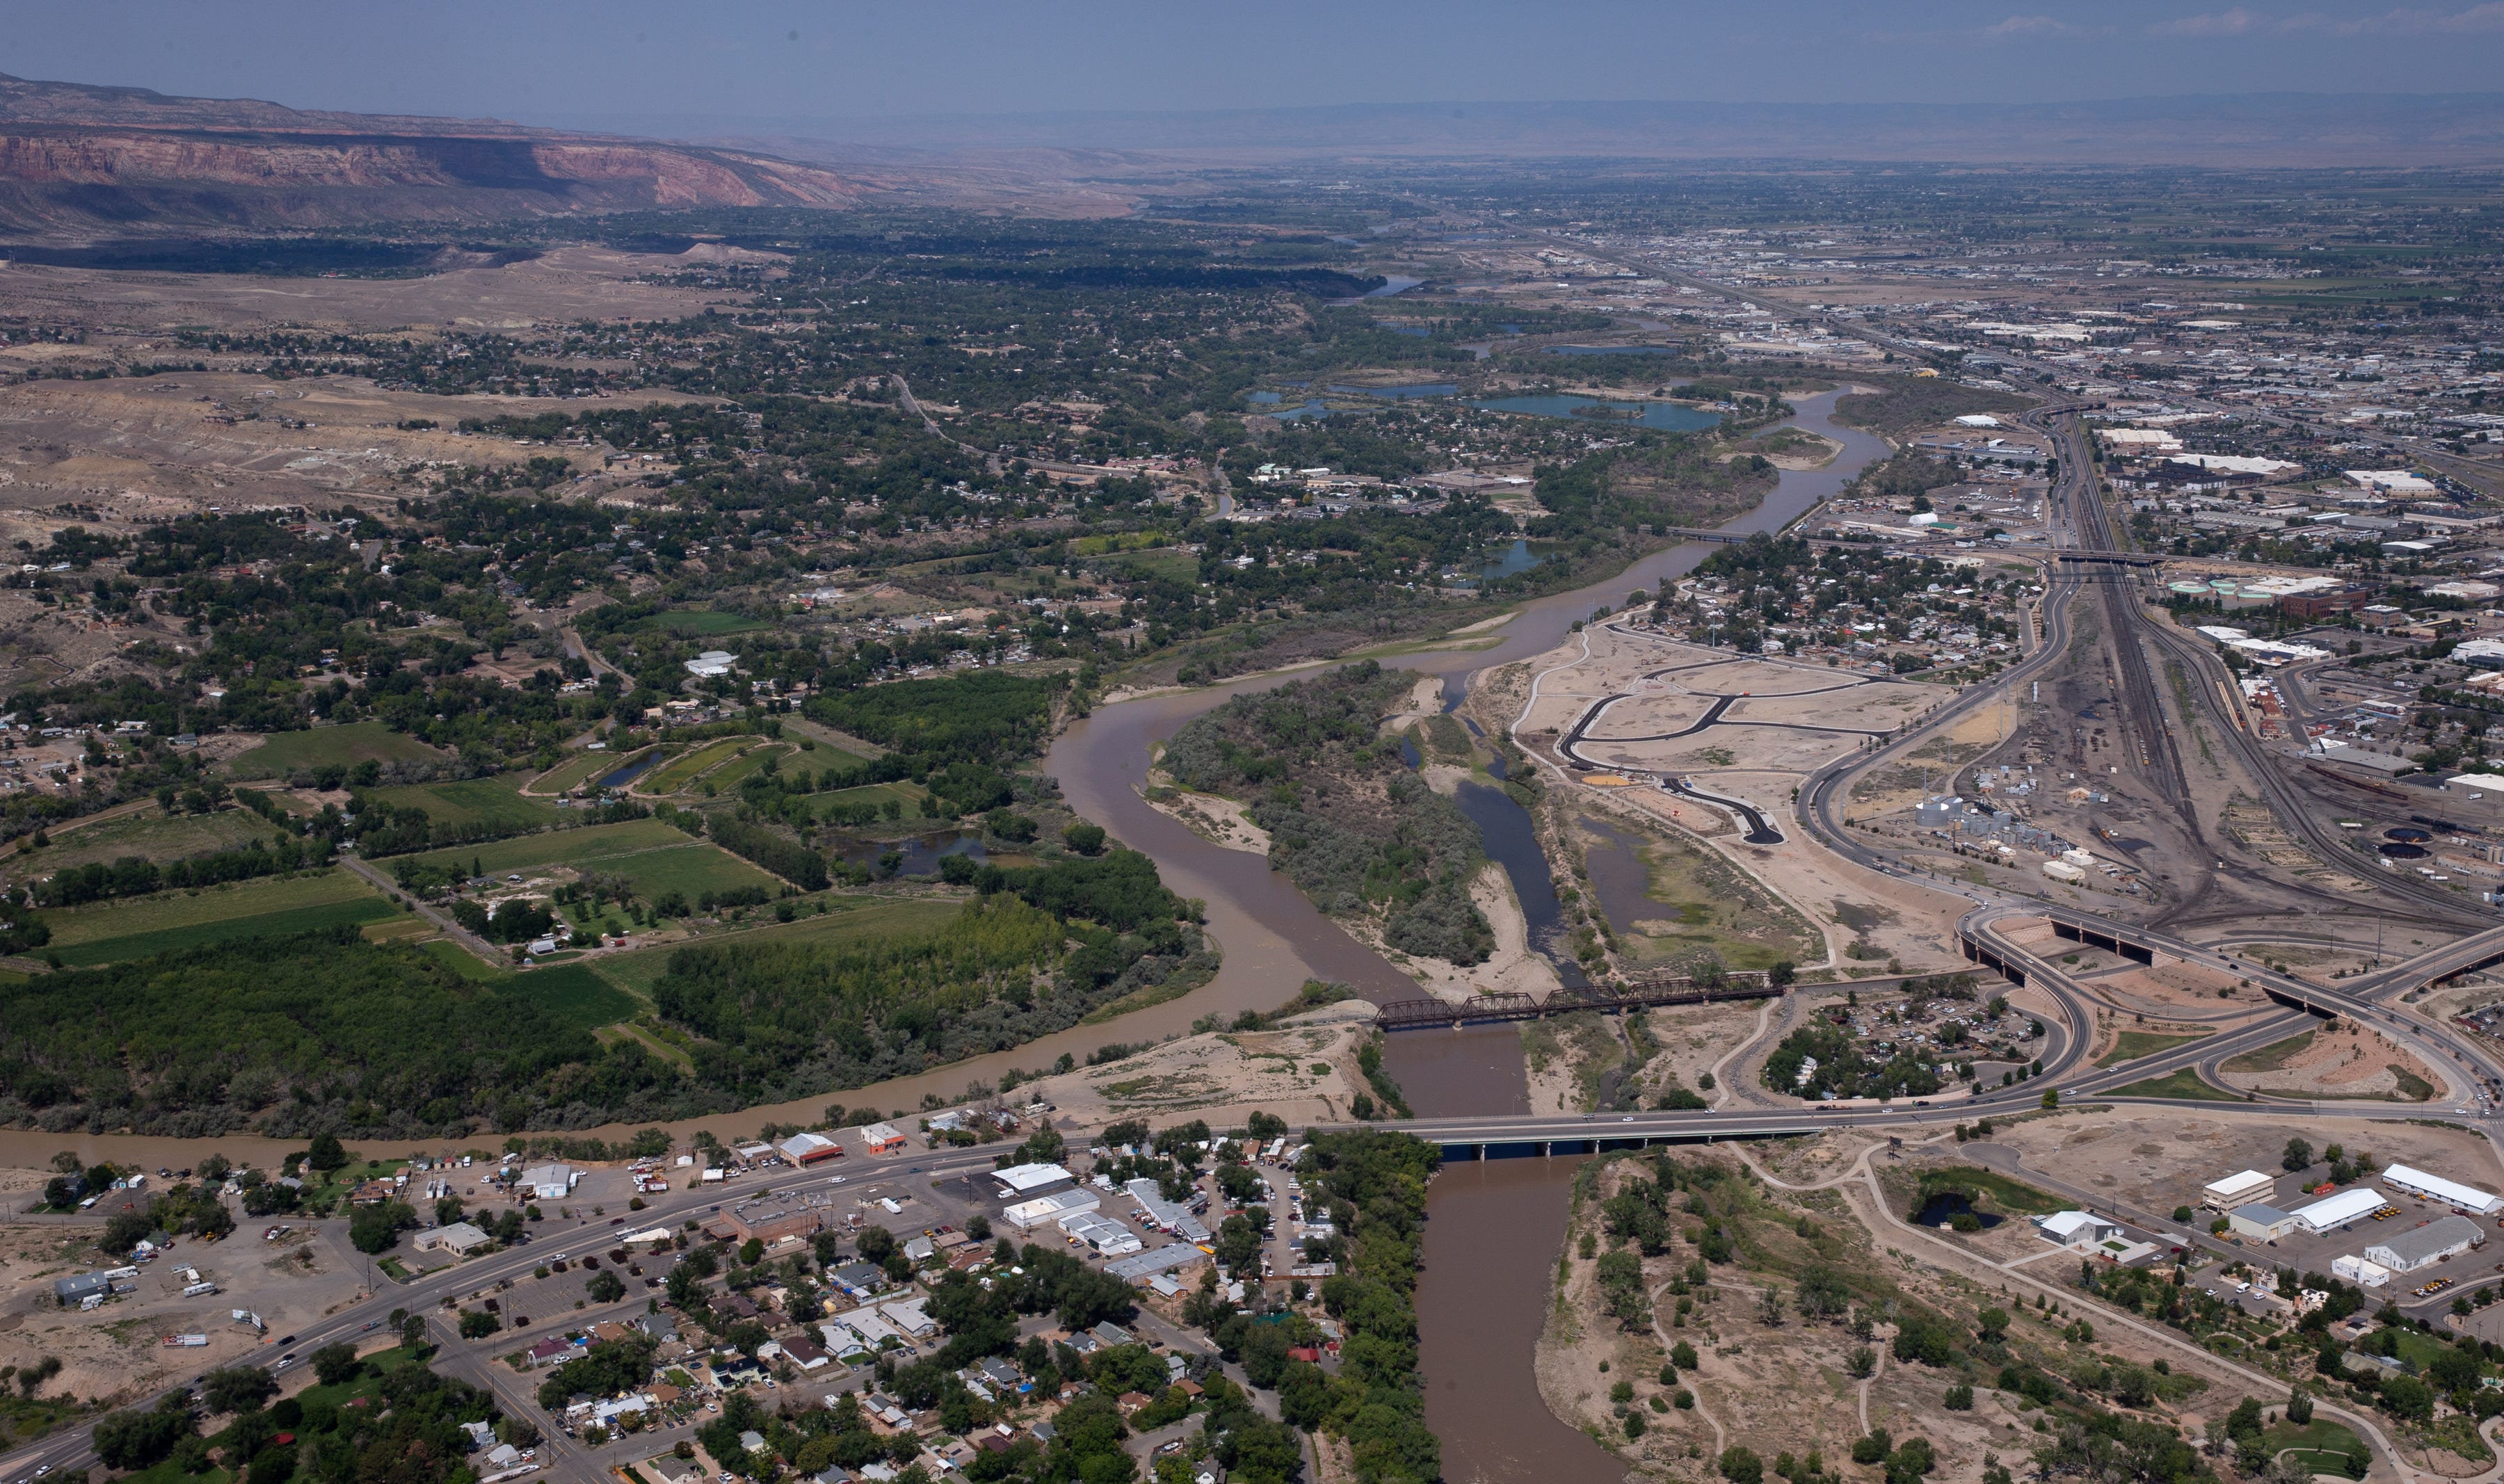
1158 661 1497 969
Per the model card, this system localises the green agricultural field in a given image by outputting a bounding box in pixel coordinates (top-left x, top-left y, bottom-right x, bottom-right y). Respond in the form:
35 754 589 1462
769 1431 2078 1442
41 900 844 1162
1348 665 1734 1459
51 887 403 966
402 818 777 901
45 868 383 947
806 781 924 819
2095 1030 2211 1067
3 807 282 887
641 737 762 794
703 743 794 793
479 962 639 1031
230 720 447 780
421 937 506 981
652 610 768 638
590 896 963 998
412 938 633 1031
365 773 561 832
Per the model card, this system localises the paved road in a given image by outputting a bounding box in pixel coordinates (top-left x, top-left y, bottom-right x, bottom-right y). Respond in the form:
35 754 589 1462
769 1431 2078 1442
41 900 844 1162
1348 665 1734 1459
0 1145 1015 1484
337 852 506 965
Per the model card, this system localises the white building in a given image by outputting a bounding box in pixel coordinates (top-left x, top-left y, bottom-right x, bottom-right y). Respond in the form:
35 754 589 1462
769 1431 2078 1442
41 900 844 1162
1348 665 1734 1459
2033 1211 2123 1249
993 1163 1075 1198
2364 1214 2485 1273
2332 1253 2393 1288
2290 1187 2385 1233
2227 1203 2300 1243
1004 1188 1101 1233
685 650 737 677
2202 1168 2274 1211
2379 1164 2504 1216
2344 470 2437 496
413 1221 492 1256
517 1163 577 1201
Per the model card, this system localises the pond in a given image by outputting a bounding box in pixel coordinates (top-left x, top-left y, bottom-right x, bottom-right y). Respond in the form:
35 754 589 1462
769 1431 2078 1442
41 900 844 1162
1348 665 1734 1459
826 830 988 877
1470 394 1721 431
1913 1193 1999 1231
1363 275 1425 298
1578 815 1681 940
1472 539 1546 584
597 751 664 791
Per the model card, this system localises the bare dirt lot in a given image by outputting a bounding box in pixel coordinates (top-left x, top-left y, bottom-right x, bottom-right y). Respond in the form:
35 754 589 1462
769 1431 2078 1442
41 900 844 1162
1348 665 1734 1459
1985 1108 2502 1219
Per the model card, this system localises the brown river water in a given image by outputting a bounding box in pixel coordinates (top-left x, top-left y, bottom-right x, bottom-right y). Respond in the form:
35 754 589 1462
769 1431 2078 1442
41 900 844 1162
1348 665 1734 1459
0 392 1891 1483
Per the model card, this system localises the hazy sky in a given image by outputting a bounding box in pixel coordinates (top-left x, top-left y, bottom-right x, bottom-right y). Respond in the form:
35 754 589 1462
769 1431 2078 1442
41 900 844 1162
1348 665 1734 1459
10 0 2504 129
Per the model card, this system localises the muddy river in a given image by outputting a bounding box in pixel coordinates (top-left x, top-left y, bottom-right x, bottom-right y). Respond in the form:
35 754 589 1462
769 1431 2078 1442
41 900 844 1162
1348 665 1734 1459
0 392 1893 1483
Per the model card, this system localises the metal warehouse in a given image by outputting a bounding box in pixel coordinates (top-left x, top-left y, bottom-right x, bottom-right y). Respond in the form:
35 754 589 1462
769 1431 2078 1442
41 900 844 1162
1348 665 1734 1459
2291 1187 2385 1233
1004 1188 1100 1233
2363 1214 2486 1273
2380 1163 2504 1216
2227 1202 2300 1242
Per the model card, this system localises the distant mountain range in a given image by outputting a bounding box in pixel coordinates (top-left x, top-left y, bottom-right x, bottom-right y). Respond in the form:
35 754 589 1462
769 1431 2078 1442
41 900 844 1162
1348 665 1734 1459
588 92 2504 170
0 72 881 236
3 76 2499 242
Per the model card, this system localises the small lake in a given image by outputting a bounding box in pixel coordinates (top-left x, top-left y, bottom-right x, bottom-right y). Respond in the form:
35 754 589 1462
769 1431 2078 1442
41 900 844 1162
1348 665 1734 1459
1474 539 1546 584
1249 391 1331 420
1472 394 1721 431
827 830 987 876
1580 815 1676 939
1363 275 1425 298
598 750 664 791
1377 324 1432 338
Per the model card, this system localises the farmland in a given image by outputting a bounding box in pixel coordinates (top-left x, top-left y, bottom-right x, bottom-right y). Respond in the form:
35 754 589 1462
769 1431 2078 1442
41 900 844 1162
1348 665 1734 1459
229 720 448 780
0 806 282 888
364 773 561 832
399 817 779 900
42 869 402 966
640 736 768 794
651 609 770 638
590 896 964 998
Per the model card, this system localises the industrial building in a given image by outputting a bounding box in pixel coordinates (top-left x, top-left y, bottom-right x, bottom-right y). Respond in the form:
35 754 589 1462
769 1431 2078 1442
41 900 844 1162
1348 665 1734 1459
860 1122 908 1156
517 1163 577 1201
2332 1253 2392 1289
2204 1170 2275 1210
2379 1164 2504 1216
1057 1211 1145 1255
2290 1187 2385 1233
994 1163 1075 1198
777 1132 844 1166
1004 1188 1100 1233
2363 1215 2486 1273
1125 1178 1212 1242
1105 1243 1211 1285
2228 1203 2300 1242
